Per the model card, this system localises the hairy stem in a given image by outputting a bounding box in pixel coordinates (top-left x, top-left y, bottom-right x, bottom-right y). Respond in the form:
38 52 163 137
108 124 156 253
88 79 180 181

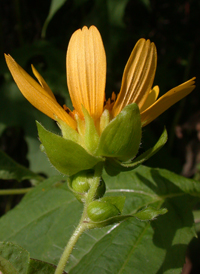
55 162 104 274
54 221 87 274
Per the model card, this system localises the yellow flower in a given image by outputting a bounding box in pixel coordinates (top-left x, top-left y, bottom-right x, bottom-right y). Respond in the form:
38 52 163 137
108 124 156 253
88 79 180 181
5 26 195 132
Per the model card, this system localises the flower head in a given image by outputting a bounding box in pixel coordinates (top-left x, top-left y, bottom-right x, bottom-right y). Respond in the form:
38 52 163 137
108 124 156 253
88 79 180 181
5 26 195 131
4 26 196 174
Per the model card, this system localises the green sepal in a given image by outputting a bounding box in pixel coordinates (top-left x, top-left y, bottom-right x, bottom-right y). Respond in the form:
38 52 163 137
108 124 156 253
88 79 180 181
87 206 167 228
105 127 168 176
82 106 100 154
56 117 81 144
36 121 104 176
133 207 168 221
100 196 126 213
97 103 141 161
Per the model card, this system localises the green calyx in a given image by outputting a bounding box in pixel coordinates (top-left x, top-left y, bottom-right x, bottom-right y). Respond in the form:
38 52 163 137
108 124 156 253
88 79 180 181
36 122 104 176
58 103 142 163
37 105 166 180
36 103 143 178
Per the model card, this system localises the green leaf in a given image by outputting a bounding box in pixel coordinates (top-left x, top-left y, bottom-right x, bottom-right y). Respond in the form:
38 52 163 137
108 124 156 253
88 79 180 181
0 149 43 182
0 242 29 274
0 166 199 273
41 0 68 38
97 103 141 161
28 258 64 274
0 241 65 274
37 122 104 176
105 127 168 175
134 206 168 221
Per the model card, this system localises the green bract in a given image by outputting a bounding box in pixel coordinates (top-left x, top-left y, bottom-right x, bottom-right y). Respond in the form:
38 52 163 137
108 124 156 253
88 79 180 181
82 106 100 154
105 127 168 176
97 103 141 161
37 122 104 176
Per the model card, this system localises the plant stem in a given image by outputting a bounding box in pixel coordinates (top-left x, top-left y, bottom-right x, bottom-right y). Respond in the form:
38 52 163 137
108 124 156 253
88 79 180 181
86 162 104 204
0 187 33 195
55 162 104 274
55 222 87 274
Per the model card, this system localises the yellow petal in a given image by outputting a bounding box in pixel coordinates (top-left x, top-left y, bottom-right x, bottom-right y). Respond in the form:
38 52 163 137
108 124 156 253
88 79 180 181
140 85 159 112
112 38 157 117
67 26 106 120
31 65 56 100
5 54 76 129
141 78 196 127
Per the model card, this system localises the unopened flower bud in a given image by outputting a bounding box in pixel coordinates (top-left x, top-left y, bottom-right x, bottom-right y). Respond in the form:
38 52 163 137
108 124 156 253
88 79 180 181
87 201 120 222
71 171 90 193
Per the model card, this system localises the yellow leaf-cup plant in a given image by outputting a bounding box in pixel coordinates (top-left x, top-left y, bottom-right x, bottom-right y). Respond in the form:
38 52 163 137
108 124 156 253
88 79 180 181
5 26 195 274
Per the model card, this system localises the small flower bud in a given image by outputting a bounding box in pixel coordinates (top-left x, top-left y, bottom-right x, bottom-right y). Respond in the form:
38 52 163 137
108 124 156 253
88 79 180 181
87 201 120 222
71 171 90 193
